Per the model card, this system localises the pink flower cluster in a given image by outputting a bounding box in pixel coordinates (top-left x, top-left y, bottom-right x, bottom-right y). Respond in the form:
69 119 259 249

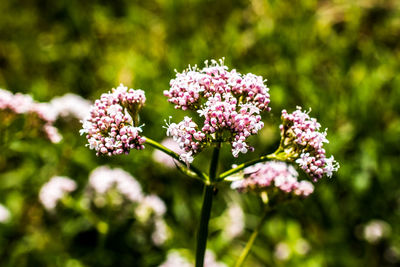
166 116 205 164
231 161 314 197
164 59 270 163
80 84 146 156
0 89 62 143
280 106 339 181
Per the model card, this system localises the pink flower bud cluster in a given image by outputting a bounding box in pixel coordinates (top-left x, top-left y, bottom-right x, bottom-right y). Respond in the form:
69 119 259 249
0 89 62 143
164 59 270 163
39 176 77 210
280 106 339 181
231 161 314 197
166 116 205 164
80 84 146 156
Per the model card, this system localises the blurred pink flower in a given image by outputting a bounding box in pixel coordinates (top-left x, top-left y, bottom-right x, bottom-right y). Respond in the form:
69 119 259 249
231 161 314 197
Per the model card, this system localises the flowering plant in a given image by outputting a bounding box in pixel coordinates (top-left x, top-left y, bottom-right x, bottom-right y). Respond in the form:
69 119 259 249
81 59 339 266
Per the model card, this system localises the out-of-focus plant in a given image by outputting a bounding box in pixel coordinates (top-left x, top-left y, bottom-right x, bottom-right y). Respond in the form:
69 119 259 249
80 59 339 266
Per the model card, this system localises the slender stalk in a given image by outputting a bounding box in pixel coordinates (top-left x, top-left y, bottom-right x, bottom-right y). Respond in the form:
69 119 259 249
235 208 270 267
217 150 291 181
144 136 209 182
195 143 220 267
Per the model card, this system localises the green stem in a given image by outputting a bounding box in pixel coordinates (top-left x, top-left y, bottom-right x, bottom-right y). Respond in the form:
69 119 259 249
144 136 209 182
216 149 288 182
196 143 220 267
235 208 270 267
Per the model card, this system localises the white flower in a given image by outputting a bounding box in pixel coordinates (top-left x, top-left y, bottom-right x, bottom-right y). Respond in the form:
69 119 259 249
0 204 11 223
88 166 143 202
363 220 391 243
39 176 77 210
152 219 169 246
180 151 194 166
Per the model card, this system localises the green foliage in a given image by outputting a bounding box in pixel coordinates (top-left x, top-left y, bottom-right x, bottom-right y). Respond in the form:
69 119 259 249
1 0 400 266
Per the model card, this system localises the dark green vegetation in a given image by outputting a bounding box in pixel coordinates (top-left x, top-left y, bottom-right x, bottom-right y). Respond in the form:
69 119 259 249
1 0 400 266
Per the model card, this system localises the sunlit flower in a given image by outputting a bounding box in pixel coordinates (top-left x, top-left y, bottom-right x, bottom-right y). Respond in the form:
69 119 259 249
164 59 270 162
280 106 339 181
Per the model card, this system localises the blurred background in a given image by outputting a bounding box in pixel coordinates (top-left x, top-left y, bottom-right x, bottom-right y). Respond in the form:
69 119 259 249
1 0 400 266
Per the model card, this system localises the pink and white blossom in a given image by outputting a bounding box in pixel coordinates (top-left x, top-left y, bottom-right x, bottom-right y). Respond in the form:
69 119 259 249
164 59 270 162
80 84 146 156
281 106 339 181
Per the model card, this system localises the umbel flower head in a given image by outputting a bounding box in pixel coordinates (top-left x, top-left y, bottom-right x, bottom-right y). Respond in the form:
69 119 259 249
80 84 146 156
164 59 271 164
231 161 314 197
279 106 339 181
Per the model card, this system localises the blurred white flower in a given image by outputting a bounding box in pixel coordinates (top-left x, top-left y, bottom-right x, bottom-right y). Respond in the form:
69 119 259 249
274 242 291 261
159 251 192 267
50 93 92 120
204 250 227 267
39 176 77 210
152 219 170 246
159 250 227 267
223 202 244 240
363 219 391 244
136 194 167 221
88 166 143 203
295 239 311 255
0 204 11 223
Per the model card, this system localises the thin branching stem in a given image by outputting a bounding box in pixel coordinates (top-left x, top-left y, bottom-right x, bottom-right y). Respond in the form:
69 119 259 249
144 136 209 182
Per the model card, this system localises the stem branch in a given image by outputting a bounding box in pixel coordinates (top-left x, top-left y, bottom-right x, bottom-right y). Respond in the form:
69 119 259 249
145 136 209 182
217 148 292 181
